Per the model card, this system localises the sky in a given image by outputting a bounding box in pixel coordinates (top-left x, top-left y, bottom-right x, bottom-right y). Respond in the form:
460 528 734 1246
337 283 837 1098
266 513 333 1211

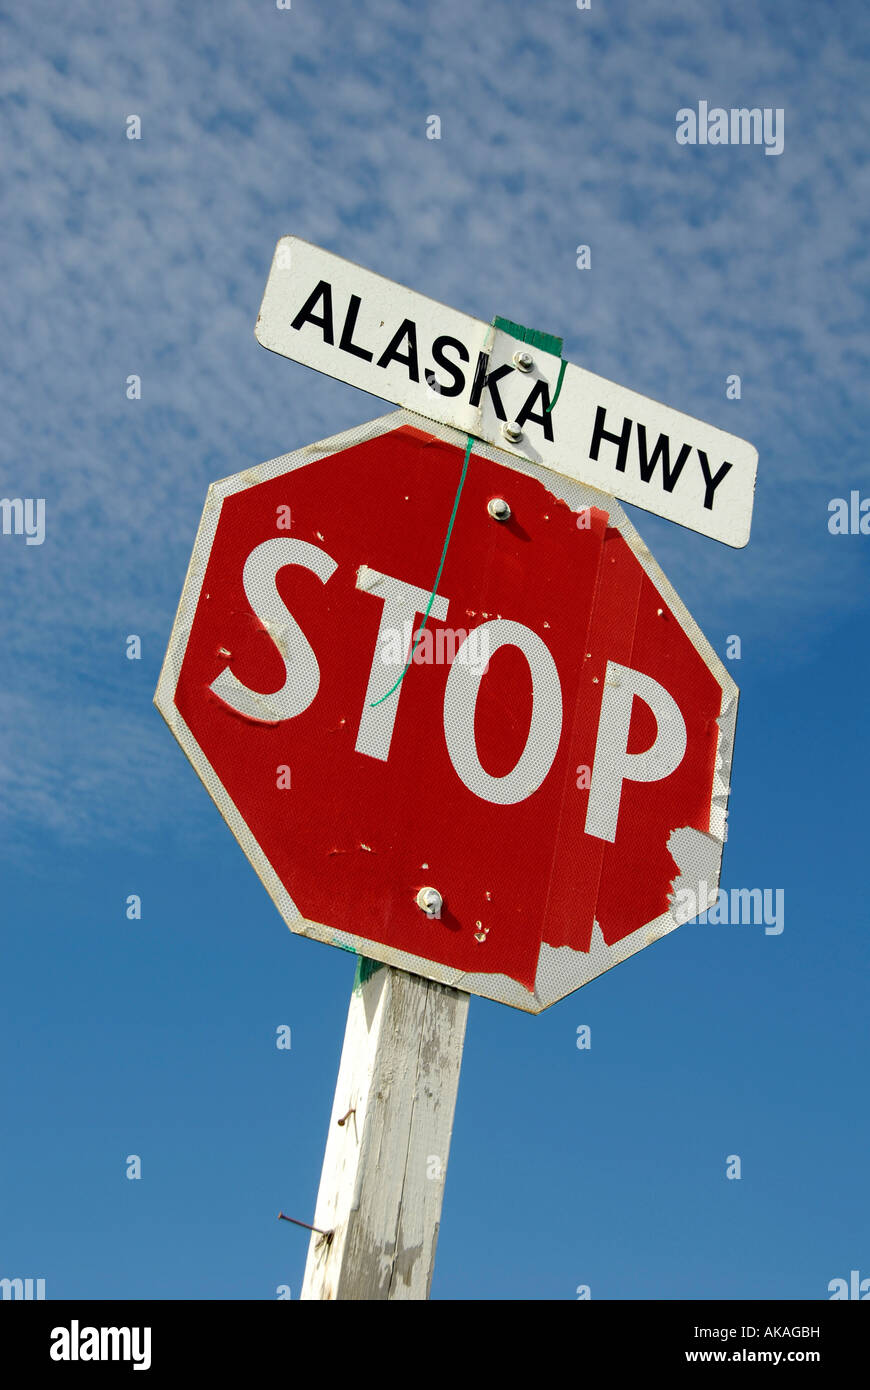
1 0 868 1300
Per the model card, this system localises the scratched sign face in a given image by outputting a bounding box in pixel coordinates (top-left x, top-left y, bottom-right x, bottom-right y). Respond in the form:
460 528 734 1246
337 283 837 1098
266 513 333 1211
155 410 738 1012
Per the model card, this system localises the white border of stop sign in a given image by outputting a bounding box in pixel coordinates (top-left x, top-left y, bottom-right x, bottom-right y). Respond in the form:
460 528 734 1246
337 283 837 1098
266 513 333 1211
155 409 737 1013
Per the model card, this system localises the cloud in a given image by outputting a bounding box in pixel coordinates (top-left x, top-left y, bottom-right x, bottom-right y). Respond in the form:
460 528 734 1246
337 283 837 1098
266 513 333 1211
0 0 867 844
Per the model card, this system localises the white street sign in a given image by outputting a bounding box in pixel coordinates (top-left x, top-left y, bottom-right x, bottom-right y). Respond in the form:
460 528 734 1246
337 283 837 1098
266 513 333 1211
255 236 757 547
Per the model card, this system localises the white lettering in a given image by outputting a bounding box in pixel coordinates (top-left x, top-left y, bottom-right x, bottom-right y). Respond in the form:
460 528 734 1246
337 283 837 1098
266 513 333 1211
210 539 336 721
585 661 687 841
443 620 562 804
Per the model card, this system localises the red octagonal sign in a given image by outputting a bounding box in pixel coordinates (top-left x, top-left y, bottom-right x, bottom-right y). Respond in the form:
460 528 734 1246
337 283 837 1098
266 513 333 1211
156 410 737 1011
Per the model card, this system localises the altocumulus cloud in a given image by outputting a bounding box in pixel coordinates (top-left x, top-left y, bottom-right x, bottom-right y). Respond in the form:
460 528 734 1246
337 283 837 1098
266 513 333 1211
0 0 868 845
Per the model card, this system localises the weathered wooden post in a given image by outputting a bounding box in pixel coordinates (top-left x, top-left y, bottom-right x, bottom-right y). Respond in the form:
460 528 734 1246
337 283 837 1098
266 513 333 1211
300 959 469 1300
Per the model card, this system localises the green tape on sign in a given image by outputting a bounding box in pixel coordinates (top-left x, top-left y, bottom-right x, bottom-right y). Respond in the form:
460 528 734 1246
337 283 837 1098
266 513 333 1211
492 316 563 359
354 956 385 990
493 316 567 414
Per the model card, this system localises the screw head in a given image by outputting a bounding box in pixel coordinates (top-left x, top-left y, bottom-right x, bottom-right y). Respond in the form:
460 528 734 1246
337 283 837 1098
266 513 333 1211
502 421 523 444
487 497 511 522
416 886 443 918
512 350 534 373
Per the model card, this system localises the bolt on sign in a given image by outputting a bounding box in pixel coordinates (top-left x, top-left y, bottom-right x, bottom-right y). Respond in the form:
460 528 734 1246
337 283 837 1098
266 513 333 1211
255 237 758 548
155 411 737 1012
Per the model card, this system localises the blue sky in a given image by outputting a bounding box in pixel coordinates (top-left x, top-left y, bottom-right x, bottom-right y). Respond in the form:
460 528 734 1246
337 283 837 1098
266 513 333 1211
1 0 868 1299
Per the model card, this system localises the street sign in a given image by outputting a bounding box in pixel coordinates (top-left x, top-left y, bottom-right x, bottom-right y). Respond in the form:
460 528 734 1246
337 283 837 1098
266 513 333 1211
155 409 737 1012
255 237 757 548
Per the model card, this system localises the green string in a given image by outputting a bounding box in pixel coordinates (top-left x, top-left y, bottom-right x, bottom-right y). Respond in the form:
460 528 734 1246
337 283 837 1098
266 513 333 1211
369 432 475 707
547 358 567 413
368 318 561 710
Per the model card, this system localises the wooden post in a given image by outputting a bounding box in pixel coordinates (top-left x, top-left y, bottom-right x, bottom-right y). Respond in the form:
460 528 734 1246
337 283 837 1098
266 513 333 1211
300 958 469 1300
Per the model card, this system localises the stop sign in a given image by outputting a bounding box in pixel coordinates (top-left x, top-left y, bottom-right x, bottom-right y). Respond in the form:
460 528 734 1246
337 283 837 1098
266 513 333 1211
156 409 737 1012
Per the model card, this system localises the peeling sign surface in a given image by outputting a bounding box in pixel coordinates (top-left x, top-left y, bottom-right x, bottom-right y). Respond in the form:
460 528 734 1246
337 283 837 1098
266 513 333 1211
154 409 737 1013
